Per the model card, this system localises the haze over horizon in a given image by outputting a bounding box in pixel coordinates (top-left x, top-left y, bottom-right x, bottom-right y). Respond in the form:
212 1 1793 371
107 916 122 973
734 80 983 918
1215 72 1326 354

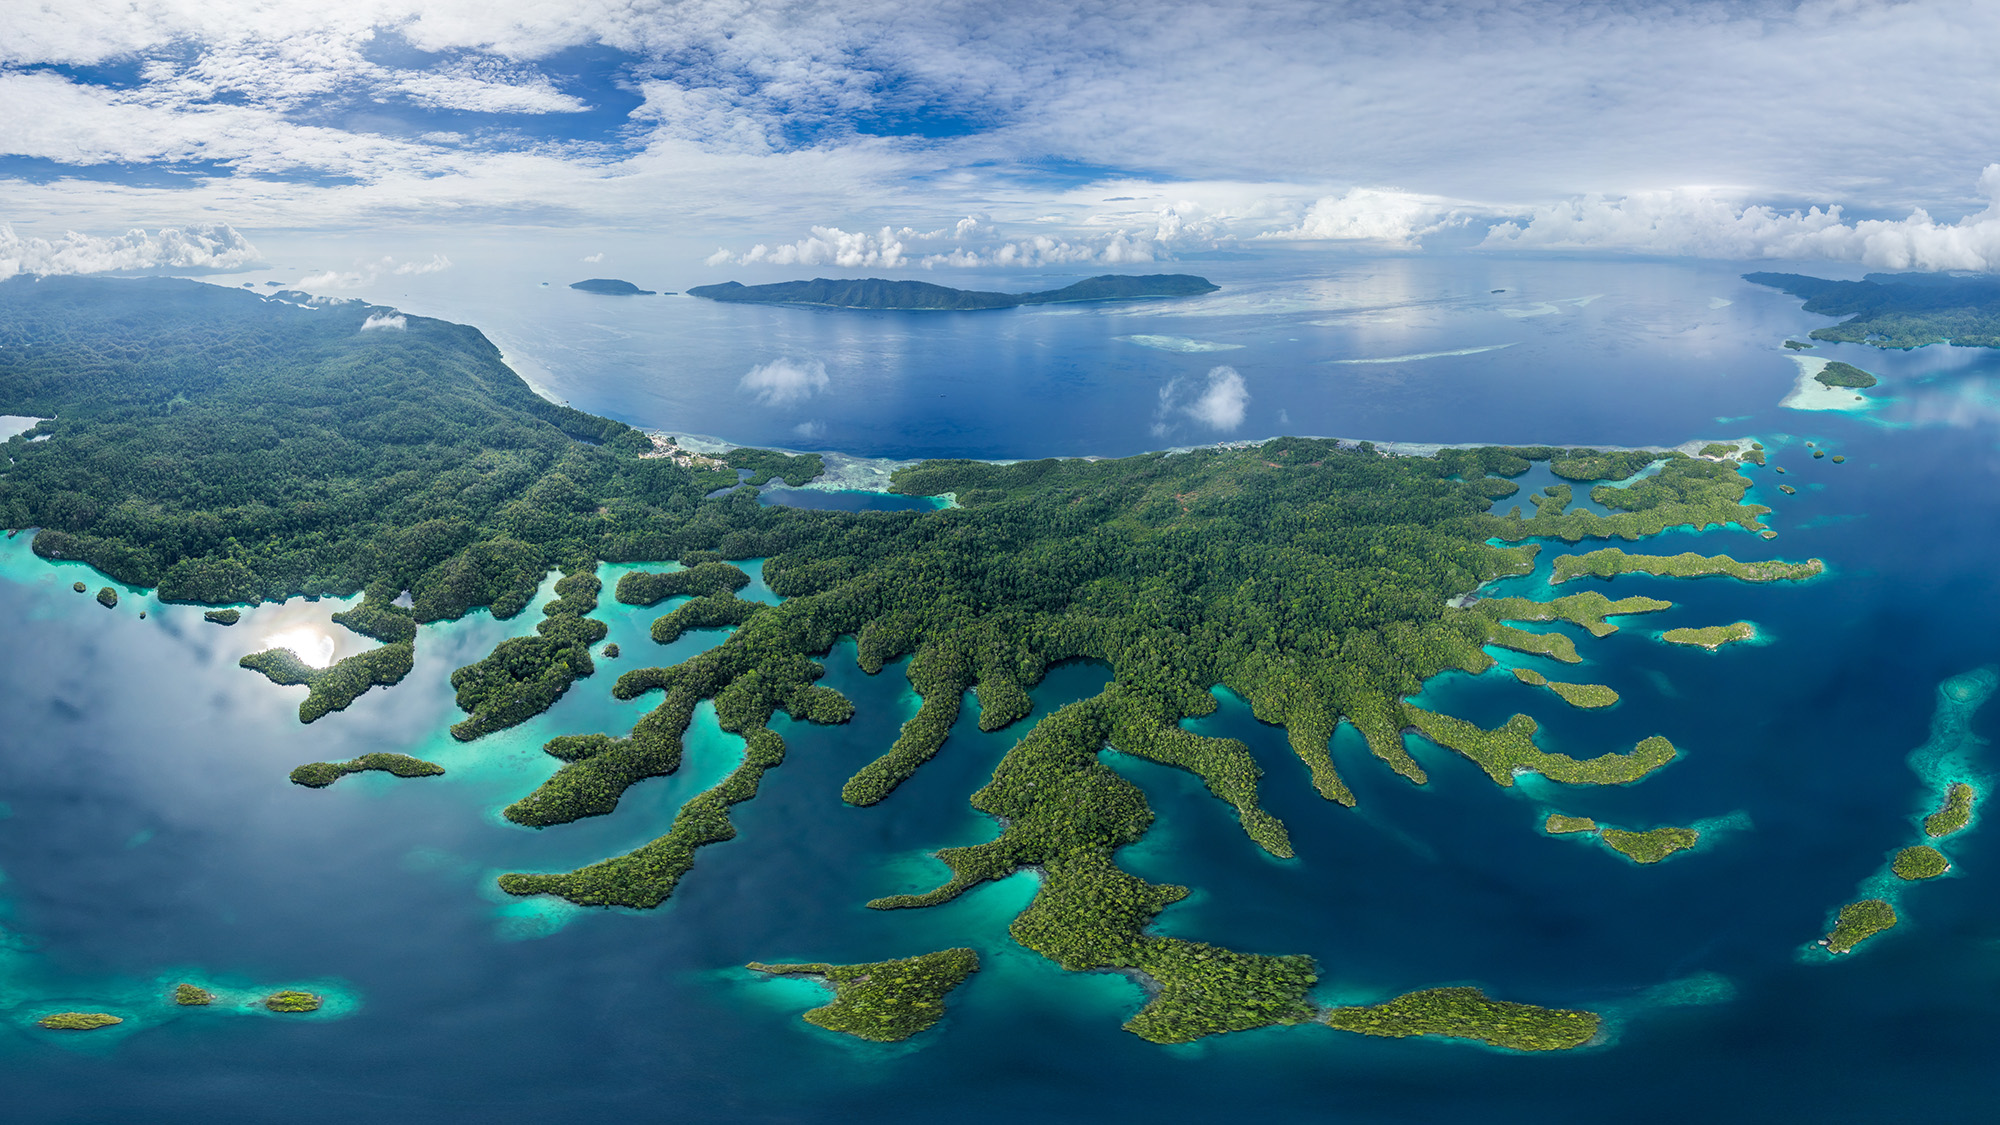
9 1 2000 281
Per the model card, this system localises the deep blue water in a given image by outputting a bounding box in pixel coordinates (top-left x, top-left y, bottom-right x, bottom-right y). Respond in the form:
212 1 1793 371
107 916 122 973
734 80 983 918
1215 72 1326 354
5 254 2000 1121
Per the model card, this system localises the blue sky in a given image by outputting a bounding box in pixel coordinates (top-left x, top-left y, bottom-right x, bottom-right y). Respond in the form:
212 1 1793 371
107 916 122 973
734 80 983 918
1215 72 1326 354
8 1 2000 276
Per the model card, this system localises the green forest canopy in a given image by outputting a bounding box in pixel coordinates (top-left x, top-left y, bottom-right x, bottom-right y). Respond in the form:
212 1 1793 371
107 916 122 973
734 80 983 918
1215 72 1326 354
0 277 1790 1045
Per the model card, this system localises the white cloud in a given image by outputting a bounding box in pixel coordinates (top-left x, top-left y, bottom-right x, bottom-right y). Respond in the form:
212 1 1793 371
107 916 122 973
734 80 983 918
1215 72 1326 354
11 0 2000 277
1483 165 2000 270
710 219 1169 270
1258 188 1470 246
793 419 826 439
582 252 603 263
1187 366 1249 430
297 253 454 290
393 253 452 275
360 312 407 331
1153 366 1249 436
0 222 257 280
740 358 829 407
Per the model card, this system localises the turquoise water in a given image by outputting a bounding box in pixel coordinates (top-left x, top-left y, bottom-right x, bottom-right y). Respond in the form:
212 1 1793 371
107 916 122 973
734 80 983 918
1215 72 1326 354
4 255 2000 1120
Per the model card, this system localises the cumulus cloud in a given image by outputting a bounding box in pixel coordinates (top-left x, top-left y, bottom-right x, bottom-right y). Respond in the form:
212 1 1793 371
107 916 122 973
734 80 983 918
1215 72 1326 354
360 312 407 331
740 358 829 407
1259 188 1469 245
793 419 826 439
582 252 603 263
393 253 452 275
0 222 258 280
1482 165 2000 270
297 253 453 290
708 218 1170 270
1153 366 1249 436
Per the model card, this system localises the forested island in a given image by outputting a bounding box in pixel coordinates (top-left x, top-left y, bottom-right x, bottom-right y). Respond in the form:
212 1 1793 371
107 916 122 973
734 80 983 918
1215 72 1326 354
687 274 1217 310
1748 271 2000 348
569 279 657 296
0 276 1794 1048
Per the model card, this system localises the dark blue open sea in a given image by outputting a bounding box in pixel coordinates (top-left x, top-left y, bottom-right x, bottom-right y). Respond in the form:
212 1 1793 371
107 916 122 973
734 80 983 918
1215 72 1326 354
4 253 2000 1121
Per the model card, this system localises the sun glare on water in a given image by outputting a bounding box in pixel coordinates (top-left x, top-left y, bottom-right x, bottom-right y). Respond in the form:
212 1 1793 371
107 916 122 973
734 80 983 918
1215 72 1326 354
262 626 337 669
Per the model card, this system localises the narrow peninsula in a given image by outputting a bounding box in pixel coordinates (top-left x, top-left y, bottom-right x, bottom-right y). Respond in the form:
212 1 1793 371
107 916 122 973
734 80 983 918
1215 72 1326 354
1748 271 2000 349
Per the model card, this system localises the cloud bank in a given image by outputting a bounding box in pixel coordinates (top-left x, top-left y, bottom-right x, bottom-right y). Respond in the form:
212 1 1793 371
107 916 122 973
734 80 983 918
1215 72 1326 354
740 358 830 407
1485 165 2000 271
0 222 258 280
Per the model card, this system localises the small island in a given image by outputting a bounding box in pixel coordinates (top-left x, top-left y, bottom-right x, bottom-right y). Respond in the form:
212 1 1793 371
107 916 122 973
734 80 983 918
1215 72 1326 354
1814 361 1879 389
204 608 240 625
1324 986 1600 1051
264 990 323 1013
1544 813 1598 835
1926 782 1976 837
1550 548 1821 585
71 581 85 593
1662 622 1756 650
1600 825 1700 864
747 948 979 1041
688 274 1217 311
174 983 213 1005
96 586 118 608
1892 844 1949 880
1824 899 1897 953
290 752 444 788
569 279 656 296
37 1011 123 1030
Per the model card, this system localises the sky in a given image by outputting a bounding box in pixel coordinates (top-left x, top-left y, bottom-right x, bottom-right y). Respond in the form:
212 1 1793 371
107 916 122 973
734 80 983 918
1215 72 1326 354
8 0 2000 279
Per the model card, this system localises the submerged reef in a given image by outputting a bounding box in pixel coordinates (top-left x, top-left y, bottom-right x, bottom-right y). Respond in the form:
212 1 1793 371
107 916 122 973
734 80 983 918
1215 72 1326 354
1324 987 1600 1051
747 948 979 1041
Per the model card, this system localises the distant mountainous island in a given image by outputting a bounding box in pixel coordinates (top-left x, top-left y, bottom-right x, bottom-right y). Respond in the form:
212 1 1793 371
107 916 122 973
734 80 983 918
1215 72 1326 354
1747 271 2000 348
570 279 657 296
687 274 1218 311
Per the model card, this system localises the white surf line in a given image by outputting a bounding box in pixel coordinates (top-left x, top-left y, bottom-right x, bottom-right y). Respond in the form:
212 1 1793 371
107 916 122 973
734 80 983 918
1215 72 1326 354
1327 343 1518 365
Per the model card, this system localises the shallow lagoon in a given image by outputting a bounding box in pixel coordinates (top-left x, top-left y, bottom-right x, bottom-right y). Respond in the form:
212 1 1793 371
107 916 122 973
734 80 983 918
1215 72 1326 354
5 254 2000 1120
